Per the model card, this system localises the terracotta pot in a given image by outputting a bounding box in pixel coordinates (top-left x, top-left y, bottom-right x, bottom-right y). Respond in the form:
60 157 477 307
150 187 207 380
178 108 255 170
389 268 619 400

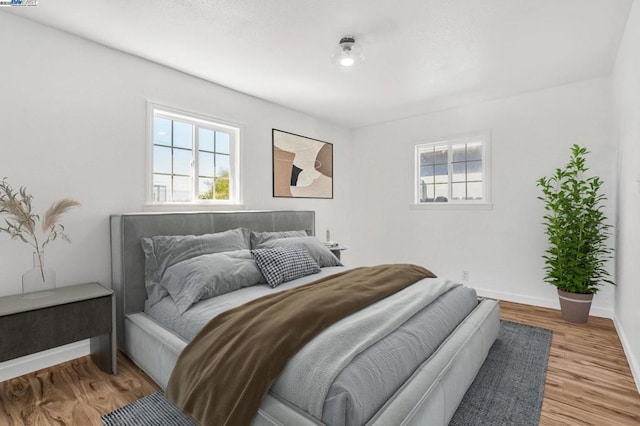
557 290 593 323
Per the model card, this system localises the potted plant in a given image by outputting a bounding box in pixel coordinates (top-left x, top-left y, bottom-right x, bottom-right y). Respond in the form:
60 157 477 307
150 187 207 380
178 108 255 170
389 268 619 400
537 144 614 323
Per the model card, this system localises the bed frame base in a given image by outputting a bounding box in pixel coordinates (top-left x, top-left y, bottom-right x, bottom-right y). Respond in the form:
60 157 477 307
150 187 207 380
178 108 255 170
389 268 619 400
124 299 499 425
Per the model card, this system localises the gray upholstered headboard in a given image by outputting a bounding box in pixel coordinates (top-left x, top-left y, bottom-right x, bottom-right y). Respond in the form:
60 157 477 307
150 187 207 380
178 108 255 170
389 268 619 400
110 210 315 348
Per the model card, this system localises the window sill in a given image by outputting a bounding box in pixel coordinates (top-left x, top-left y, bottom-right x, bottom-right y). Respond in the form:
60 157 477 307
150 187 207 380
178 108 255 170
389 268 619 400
144 203 246 212
410 202 493 211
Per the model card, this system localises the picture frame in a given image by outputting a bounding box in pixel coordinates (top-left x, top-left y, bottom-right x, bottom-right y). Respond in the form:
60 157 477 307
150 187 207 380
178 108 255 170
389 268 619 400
272 129 333 199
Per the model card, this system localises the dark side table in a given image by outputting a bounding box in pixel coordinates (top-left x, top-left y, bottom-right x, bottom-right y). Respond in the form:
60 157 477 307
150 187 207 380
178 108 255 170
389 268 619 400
0 282 116 374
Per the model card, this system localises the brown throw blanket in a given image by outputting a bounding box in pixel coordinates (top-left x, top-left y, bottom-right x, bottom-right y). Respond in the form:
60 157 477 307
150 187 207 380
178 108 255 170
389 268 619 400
166 264 436 426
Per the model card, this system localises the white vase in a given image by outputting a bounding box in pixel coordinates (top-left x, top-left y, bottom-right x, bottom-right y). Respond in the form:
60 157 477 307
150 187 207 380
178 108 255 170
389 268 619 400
22 251 56 297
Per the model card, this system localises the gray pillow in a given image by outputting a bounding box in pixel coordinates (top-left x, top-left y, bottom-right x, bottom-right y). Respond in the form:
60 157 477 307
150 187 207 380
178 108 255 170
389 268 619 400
251 245 321 288
162 250 264 314
250 230 309 249
254 236 343 267
142 228 251 307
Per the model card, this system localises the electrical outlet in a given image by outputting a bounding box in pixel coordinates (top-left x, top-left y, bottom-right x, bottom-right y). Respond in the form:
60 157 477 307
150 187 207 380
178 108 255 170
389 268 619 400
462 271 469 281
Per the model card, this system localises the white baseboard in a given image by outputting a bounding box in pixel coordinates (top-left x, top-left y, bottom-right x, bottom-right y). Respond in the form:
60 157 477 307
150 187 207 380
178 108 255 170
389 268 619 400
475 287 614 319
613 317 640 393
0 339 90 382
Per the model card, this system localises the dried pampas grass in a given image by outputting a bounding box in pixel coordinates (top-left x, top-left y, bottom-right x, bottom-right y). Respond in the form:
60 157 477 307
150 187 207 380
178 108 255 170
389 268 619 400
0 177 80 252
43 199 81 232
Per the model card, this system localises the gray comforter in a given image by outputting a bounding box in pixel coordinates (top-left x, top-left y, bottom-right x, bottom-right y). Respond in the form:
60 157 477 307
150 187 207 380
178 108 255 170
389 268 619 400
146 267 478 425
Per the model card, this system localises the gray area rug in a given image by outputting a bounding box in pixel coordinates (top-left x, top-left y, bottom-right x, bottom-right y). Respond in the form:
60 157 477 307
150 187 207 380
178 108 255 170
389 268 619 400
102 320 551 426
449 320 552 426
102 391 195 426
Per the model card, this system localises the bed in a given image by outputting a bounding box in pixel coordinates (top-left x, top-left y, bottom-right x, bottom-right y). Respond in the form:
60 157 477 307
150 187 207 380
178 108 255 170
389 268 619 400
110 210 500 425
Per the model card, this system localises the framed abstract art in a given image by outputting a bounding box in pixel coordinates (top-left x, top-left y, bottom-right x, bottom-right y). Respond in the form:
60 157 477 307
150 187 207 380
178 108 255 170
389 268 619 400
272 129 333 199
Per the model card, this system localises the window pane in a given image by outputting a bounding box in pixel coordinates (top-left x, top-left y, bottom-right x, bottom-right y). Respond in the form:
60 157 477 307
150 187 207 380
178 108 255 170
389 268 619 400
199 152 215 177
153 146 171 174
420 165 434 180
452 162 466 182
173 148 192 175
199 128 215 151
468 182 483 199
452 144 466 162
173 176 192 202
418 182 433 202
216 154 230 178
426 184 434 201
434 146 448 164
420 148 434 166
434 164 448 184
198 178 214 199
154 117 171 146
418 181 433 203
216 132 230 154
467 160 483 181
215 177 230 200
153 174 170 202
434 184 448 201
452 182 466 200
466 142 482 161
173 121 193 149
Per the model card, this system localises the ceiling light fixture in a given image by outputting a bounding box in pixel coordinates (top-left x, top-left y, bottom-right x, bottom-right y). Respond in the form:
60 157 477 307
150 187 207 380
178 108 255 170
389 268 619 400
333 36 364 67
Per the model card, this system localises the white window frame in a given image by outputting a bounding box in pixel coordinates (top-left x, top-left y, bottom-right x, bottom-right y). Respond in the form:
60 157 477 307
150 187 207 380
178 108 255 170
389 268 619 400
146 102 242 207
412 131 492 210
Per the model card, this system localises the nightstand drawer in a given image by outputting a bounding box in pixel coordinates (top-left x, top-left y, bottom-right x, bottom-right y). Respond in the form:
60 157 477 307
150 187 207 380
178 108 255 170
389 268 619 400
0 282 116 374
0 295 111 362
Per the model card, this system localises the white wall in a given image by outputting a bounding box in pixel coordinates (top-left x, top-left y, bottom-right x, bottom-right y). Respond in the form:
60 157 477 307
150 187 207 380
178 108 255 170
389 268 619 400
350 78 616 317
612 0 640 392
0 13 351 377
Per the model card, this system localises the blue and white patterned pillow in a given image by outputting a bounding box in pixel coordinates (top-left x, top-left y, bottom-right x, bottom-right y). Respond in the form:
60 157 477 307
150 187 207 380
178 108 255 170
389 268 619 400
251 245 321 288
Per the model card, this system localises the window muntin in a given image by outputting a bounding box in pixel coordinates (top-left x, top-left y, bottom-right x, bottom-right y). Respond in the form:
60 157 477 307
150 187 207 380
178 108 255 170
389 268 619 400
416 135 489 204
150 107 239 204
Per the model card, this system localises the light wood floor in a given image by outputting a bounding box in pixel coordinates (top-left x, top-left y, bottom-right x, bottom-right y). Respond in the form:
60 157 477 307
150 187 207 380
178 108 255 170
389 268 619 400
500 301 640 425
0 301 639 425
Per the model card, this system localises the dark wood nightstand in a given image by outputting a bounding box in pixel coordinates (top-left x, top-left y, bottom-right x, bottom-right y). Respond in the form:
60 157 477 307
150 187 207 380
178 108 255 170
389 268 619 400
0 282 116 374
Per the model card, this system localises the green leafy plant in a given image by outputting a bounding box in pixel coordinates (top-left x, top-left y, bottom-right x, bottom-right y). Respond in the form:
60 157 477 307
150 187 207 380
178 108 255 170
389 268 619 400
537 145 614 294
0 178 80 280
198 170 230 200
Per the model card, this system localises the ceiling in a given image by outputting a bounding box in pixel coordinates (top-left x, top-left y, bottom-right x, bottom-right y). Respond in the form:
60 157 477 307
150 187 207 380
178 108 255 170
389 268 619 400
4 0 634 128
